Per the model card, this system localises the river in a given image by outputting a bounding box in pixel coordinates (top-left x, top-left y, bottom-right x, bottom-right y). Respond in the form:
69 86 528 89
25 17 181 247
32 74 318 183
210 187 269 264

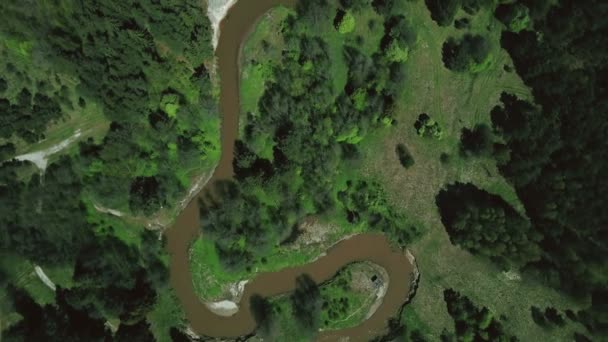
164 0 416 339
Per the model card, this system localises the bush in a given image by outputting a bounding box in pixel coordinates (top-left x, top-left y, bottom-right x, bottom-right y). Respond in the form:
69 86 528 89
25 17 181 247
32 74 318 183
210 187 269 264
442 34 491 72
414 113 442 139
396 144 415 168
381 15 417 63
425 0 461 26
531 306 547 326
335 10 356 34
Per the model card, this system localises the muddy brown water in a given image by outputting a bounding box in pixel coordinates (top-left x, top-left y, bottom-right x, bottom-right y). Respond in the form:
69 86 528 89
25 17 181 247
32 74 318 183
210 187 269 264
165 0 416 339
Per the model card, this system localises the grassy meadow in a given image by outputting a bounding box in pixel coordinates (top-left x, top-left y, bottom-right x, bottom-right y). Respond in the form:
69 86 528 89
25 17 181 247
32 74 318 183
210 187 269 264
355 1 588 340
189 0 590 340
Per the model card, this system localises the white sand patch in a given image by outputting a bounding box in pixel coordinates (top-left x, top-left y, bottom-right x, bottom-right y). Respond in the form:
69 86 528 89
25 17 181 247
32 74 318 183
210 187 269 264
207 0 239 49
185 326 200 339
203 279 248 316
229 279 249 300
15 130 82 171
206 300 239 316
34 265 56 291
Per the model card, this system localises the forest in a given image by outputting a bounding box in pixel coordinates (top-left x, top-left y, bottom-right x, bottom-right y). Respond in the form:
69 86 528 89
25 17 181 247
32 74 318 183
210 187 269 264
1 0 219 339
0 0 606 340
432 0 607 339
201 0 422 271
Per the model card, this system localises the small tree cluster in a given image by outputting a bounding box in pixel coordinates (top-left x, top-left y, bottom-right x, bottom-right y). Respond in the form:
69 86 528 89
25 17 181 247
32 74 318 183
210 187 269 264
531 306 567 328
335 10 356 34
414 113 442 139
396 143 415 168
443 289 515 341
442 34 491 72
291 274 322 336
340 0 370 12
251 295 276 339
381 15 418 63
425 0 461 26
436 182 542 267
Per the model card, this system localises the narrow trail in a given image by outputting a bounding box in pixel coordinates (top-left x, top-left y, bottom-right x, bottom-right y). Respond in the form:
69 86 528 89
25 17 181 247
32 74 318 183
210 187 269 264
15 130 82 171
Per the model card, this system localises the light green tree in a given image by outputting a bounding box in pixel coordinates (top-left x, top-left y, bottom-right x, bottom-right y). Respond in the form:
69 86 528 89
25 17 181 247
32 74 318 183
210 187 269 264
336 11 355 34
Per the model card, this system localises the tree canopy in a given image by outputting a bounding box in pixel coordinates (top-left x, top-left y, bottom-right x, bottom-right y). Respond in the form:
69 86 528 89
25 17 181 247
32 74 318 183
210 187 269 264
436 183 541 267
442 34 491 72
497 0 608 301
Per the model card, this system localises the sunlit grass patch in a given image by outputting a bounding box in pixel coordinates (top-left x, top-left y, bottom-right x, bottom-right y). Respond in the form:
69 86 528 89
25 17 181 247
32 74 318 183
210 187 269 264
355 1 586 340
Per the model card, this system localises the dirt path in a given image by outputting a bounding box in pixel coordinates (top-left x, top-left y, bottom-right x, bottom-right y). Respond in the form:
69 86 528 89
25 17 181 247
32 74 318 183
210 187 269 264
15 130 82 171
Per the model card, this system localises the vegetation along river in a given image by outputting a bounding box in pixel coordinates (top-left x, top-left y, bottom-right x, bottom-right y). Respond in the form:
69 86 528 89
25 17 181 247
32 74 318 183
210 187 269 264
164 0 417 339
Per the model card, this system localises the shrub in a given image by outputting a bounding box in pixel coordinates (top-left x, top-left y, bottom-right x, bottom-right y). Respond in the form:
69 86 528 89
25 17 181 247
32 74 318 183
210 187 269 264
442 34 491 72
414 113 442 139
335 10 356 34
396 144 415 168
425 0 461 26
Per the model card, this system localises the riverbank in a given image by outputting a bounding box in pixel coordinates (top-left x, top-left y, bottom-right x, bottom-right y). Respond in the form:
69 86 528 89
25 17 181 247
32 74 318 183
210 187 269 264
166 0 419 339
206 0 239 49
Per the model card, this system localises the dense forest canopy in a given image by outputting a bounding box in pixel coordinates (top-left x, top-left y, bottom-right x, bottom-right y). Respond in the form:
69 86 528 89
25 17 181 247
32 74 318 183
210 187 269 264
1 0 607 340
0 0 220 214
0 0 219 257
494 0 608 295
1 0 218 339
432 0 607 338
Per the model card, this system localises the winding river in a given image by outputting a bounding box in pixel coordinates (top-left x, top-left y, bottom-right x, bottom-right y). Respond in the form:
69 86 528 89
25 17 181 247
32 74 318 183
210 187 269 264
165 0 417 339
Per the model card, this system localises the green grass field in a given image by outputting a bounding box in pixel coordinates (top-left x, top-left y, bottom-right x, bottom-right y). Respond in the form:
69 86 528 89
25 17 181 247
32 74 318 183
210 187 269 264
355 2 588 340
